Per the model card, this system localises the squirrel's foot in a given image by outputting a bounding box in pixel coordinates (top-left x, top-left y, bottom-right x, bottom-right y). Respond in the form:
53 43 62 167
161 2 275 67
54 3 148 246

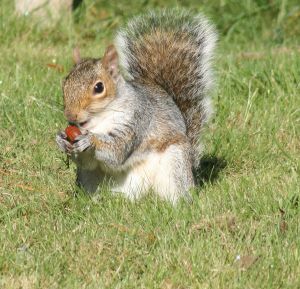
56 131 72 154
73 133 92 153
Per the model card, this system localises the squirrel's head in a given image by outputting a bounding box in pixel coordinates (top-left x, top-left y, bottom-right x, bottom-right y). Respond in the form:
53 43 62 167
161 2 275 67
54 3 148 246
63 45 119 128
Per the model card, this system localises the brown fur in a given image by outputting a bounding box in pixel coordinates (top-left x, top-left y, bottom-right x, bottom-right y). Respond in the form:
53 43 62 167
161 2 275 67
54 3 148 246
133 31 196 95
141 133 188 153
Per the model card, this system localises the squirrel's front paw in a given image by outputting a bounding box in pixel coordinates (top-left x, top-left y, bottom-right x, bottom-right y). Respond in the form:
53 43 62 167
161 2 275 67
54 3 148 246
56 131 72 154
72 133 92 153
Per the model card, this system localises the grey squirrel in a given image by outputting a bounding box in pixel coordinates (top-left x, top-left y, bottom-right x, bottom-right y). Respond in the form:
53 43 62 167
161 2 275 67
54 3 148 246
56 9 217 204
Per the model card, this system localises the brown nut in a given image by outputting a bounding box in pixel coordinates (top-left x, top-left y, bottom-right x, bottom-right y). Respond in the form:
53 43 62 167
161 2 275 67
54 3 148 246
65 125 81 143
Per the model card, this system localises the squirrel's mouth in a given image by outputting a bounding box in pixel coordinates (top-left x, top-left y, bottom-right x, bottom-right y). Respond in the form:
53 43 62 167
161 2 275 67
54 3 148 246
79 120 89 128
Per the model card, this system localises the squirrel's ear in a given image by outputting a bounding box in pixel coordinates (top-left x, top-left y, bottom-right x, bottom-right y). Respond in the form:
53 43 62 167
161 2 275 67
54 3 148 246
102 44 119 81
73 47 81 64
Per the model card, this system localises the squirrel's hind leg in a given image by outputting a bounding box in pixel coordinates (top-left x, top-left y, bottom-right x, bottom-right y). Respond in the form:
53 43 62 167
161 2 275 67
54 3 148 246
151 144 194 204
110 165 152 201
110 144 194 204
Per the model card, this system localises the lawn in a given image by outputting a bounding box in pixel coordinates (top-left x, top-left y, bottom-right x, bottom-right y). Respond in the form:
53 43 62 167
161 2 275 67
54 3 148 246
0 0 299 288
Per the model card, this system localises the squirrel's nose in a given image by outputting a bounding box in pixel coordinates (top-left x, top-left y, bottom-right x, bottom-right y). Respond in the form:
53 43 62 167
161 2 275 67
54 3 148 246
64 110 78 124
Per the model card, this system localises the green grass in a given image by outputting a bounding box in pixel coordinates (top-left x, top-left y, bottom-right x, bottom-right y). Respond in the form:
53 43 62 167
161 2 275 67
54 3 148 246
0 0 299 288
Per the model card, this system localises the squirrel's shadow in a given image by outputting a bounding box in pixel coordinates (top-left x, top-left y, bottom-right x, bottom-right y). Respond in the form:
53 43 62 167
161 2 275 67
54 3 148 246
194 155 227 187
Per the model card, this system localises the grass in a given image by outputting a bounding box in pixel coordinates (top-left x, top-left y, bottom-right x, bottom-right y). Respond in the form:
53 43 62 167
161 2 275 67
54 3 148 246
0 0 299 288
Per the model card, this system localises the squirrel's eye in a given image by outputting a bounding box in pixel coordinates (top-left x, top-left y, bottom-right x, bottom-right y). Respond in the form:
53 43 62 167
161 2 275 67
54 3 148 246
94 82 104 94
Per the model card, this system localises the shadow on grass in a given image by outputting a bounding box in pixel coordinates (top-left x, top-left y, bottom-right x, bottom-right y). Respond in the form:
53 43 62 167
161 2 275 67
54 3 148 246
194 155 227 187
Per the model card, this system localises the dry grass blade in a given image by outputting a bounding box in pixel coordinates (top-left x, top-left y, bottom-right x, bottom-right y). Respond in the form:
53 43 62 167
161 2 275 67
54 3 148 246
235 255 259 271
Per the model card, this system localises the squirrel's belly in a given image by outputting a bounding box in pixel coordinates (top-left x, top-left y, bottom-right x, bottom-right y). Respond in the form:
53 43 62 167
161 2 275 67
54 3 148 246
110 152 159 199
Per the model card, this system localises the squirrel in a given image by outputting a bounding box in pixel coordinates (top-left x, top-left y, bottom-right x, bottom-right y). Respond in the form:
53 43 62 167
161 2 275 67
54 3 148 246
56 9 217 204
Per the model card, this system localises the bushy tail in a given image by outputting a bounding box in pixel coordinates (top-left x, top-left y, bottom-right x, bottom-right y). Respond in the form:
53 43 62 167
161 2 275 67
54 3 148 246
115 9 217 166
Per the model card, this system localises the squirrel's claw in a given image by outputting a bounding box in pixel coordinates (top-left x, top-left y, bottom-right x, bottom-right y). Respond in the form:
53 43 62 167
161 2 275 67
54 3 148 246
56 131 72 154
72 133 92 153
